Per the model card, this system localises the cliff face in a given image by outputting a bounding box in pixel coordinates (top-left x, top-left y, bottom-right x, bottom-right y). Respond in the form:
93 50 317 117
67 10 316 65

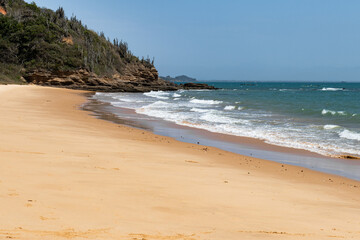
24 65 179 92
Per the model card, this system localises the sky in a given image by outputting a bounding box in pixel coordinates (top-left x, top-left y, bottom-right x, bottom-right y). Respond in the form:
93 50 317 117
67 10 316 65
29 0 360 81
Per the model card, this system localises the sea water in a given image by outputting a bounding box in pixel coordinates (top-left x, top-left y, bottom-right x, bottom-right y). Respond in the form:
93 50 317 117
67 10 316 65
93 82 360 158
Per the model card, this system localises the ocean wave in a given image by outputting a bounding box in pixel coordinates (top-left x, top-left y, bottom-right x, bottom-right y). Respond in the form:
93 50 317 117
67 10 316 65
321 87 344 91
173 93 181 98
136 108 180 122
144 91 170 100
224 105 236 110
321 109 347 116
113 97 137 102
200 113 248 124
323 124 340 130
189 99 223 105
94 92 105 96
141 101 169 108
136 102 188 123
190 108 210 113
339 130 360 141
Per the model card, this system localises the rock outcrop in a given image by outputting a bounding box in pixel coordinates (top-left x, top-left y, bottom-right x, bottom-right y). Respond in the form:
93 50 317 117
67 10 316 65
24 65 179 92
24 66 218 92
0 6 6 15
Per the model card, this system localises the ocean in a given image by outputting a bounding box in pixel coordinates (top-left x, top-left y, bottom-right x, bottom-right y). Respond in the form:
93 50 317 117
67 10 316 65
93 82 360 159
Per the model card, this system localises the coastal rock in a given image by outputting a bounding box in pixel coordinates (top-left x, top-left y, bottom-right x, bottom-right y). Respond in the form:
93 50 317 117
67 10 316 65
0 6 6 15
338 155 360 160
24 66 218 92
24 66 179 92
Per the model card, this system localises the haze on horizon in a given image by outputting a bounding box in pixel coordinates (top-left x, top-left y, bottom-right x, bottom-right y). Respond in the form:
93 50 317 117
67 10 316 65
30 0 360 82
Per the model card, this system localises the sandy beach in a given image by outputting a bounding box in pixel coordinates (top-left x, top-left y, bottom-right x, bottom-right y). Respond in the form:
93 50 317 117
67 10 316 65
0 85 359 240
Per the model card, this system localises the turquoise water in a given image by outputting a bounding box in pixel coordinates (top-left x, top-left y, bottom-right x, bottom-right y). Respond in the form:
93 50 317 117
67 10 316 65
94 82 360 158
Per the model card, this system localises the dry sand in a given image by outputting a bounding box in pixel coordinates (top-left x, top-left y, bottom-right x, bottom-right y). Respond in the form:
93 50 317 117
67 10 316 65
0 85 359 240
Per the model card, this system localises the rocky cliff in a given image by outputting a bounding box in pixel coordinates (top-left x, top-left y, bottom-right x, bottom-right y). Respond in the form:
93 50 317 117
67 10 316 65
24 64 179 92
24 67 217 92
0 0 216 92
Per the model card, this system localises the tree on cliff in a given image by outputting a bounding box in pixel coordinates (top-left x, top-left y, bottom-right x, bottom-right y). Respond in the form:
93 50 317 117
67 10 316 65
0 0 154 83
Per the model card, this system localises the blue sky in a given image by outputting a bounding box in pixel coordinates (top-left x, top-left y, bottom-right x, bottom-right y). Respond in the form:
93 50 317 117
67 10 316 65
30 0 360 81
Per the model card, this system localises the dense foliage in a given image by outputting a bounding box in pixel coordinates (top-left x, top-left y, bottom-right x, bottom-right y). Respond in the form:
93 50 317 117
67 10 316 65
0 0 154 83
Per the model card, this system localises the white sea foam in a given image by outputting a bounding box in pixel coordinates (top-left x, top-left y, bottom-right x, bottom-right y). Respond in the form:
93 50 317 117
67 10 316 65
339 130 360 141
200 113 248 124
135 101 187 122
224 105 236 110
322 109 335 115
321 87 344 91
190 108 210 113
173 93 181 98
144 91 170 100
94 92 105 96
141 101 169 108
323 124 340 130
113 97 136 102
322 109 347 116
189 99 223 105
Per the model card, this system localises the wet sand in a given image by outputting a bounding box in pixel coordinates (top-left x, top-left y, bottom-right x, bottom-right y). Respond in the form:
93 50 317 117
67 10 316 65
0 85 360 240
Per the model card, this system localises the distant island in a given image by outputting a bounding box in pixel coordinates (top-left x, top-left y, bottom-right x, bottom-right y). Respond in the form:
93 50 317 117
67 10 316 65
160 75 197 83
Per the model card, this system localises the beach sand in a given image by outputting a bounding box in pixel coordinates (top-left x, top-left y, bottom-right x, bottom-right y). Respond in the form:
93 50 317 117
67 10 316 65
0 85 359 240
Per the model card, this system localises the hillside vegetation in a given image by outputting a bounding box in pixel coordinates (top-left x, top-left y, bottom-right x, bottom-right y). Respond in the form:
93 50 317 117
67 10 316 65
0 0 154 84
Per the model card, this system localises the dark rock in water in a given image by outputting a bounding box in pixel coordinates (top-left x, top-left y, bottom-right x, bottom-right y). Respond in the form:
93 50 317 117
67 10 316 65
181 83 218 90
338 155 360 160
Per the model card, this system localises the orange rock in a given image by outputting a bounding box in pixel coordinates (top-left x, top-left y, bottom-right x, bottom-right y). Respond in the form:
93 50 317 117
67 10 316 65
0 6 6 15
62 36 74 45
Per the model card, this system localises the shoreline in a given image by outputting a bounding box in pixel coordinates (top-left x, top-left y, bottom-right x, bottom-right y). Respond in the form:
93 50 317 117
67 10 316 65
1 85 360 239
83 95 360 181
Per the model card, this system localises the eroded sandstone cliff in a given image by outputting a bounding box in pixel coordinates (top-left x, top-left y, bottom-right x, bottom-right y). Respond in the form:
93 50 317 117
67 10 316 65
24 64 180 92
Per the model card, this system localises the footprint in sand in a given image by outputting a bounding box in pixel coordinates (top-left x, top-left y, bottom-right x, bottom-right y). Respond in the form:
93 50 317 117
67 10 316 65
8 193 19 197
185 160 198 164
8 189 19 197
40 216 57 221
